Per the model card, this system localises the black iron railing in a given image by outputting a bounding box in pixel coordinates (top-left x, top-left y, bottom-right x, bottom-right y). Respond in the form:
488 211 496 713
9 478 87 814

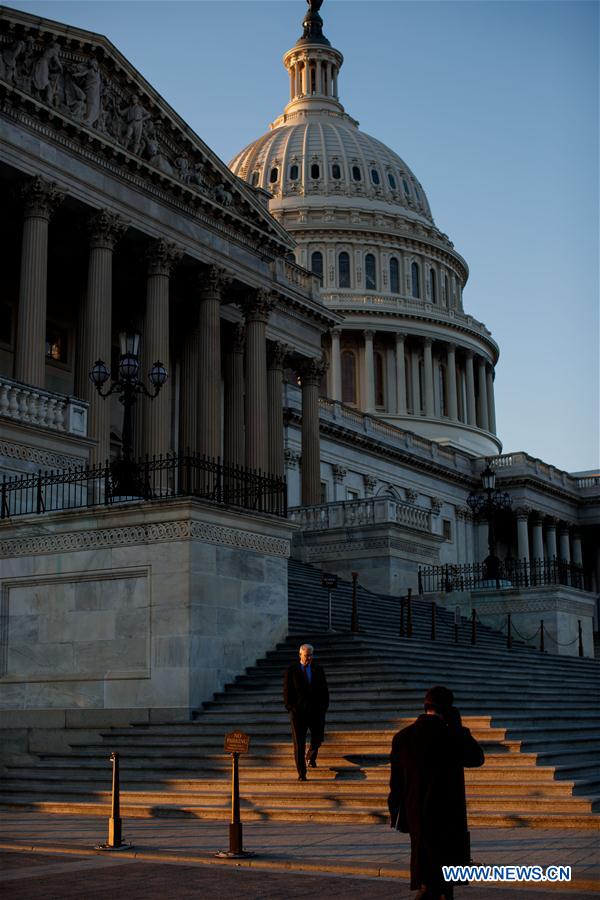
418 558 590 594
1 452 287 519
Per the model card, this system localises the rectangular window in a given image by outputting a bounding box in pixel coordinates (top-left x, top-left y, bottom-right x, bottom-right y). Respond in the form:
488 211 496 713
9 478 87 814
346 488 359 501
45 322 69 364
443 519 452 541
320 482 328 504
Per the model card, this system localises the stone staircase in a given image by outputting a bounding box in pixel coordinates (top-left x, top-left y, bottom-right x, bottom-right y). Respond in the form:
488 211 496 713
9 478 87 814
1 560 599 829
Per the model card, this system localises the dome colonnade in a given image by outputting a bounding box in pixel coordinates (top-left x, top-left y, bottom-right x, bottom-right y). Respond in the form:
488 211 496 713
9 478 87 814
229 0 500 457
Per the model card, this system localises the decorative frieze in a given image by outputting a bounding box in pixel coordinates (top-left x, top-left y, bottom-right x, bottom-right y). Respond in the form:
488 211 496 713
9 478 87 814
0 518 291 559
0 439 82 470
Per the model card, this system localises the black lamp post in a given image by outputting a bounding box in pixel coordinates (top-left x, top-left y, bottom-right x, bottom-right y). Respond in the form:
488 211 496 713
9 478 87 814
89 330 167 497
467 463 511 582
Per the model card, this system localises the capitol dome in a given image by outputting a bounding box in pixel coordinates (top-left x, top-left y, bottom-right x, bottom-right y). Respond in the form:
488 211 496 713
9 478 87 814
230 1 501 458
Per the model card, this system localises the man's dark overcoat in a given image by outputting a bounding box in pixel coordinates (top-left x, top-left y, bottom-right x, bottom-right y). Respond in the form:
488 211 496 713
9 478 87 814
283 661 329 719
388 713 484 894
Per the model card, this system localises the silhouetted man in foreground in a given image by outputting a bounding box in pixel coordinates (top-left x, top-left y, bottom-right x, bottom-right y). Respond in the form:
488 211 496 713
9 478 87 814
388 685 484 900
283 643 329 781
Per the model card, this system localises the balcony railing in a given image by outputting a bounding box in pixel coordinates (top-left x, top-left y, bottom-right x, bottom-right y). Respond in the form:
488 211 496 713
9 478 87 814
418 559 590 594
290 496 431 533
1 452 287 520
0 376 88 436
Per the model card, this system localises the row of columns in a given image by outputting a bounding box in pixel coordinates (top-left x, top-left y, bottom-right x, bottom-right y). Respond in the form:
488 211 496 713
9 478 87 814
12 174 324 504
515 511 583 566
328 328 496 433
288 56 339 101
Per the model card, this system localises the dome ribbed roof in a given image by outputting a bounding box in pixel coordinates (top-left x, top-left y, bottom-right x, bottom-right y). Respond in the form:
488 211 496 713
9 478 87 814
229 115 433 223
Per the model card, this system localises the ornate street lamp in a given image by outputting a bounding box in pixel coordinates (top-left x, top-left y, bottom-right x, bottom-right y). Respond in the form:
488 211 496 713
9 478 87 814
467 463 512 582
89 329 167 496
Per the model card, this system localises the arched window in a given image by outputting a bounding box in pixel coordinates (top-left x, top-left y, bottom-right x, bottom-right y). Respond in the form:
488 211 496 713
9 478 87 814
269 167 279 184
374 351 385 408
411 261 420 298
289 164 299 181
444 274 449 306
388 172 397 190
310 163 320 179
389 257 400 294
341 350 357 404
251 171 260 187
371 168 380 185
403 178 410 196
365 253 376 290
338 251 350 288
311 251 323 283
352 166 362 181
430 268 437 303
331 163 341 179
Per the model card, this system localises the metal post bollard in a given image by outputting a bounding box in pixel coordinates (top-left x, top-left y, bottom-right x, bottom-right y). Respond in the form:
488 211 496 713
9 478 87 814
578 620 584 657
406 588 413 638
217 731 254 859
96 751 130 850
399 595 405 637
507 612 512 650
471 609 476 645
539 619 545 653
350 571 360 633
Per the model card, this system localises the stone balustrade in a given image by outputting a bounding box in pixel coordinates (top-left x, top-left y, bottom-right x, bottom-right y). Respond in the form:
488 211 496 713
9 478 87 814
491 453 599 497
290 496 431 533
272 257 319 297
320 291 495 342
0 376 88 437
285 384 474 476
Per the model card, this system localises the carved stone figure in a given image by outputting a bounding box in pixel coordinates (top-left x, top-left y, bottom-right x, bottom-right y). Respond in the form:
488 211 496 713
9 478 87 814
120 93 151 156
214 183 232 206
189 163 205 187
175 156 191 183
147 139 174 175
72 58 102 127
0 39 25 85
32 41 63 106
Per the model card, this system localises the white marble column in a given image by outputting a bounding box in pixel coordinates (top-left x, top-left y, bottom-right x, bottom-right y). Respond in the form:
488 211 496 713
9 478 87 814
363 330 375 412
558 525 571 563
267 341 288 479
545 517 558 560
531 515 544 561
332 464 347 502
15 176 64 387
330 328 342 401
395 333 407 415
464 351 476 426
142 239 182 458
477 356 489 431
223 324 245 468
516 508 530 562
77 210 128 465
571 532 583 567
299 356 326 506
243 289 273 472
423 337 435 417
198 266 230 460
486 365 497 434
410 347 420 415
446 342 458 420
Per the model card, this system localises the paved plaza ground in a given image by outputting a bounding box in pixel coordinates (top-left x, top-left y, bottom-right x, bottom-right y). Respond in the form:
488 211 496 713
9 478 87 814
0 812 598 898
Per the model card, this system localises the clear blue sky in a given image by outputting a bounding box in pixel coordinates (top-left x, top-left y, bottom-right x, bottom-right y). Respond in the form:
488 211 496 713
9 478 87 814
10 0 599 473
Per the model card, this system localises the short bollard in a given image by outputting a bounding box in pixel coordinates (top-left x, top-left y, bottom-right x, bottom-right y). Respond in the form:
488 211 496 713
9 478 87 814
399 595 405 637
578 620 584 657
406 588 413 638
350 571 360 633
539 619 545 653
216 731 254 859
96 751 130 851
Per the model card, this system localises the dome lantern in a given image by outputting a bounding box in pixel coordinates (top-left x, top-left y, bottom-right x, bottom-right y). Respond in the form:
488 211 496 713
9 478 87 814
283 0 345 116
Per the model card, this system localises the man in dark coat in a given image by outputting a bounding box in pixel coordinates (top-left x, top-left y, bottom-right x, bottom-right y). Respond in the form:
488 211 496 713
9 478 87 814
388 685 484 900
283 643 329 781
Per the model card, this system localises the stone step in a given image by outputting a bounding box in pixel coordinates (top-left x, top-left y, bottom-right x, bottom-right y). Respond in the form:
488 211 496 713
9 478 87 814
0 777 578 797
0 797 596 829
